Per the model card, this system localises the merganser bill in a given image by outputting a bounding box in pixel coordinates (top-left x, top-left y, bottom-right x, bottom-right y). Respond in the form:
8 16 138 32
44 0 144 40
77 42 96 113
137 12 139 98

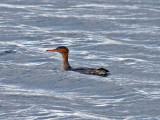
46 46 109 76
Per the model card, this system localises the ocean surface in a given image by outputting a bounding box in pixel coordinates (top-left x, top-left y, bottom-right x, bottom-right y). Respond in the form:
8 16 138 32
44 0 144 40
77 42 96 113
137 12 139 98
0 0 160 119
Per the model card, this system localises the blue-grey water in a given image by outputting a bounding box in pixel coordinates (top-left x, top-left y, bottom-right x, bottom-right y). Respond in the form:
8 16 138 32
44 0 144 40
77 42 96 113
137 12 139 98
0 0 160 120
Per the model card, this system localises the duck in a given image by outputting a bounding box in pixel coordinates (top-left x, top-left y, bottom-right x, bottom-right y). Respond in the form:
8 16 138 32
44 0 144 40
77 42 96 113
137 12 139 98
46 46 109 76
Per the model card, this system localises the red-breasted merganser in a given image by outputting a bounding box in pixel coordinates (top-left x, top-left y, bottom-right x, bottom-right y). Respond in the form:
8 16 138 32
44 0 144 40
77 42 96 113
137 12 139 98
46 46 109 76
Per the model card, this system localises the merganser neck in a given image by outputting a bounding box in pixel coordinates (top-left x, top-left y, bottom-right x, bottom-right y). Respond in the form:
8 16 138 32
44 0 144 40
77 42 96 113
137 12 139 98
61 53 72 71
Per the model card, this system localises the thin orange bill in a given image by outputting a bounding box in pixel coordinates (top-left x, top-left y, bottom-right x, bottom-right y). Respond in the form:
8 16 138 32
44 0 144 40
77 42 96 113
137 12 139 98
46 49 57 52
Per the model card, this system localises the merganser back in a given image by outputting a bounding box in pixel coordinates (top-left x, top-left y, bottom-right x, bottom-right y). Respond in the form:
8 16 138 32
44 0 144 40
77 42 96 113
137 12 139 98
46 46 109 76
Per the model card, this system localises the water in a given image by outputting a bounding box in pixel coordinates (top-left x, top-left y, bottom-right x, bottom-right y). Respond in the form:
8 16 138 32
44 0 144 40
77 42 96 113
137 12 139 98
0 0 160 119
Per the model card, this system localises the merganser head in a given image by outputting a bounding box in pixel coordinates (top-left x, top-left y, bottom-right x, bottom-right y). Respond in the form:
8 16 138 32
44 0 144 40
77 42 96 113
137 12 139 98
46 46 69 54
46 46 71 71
